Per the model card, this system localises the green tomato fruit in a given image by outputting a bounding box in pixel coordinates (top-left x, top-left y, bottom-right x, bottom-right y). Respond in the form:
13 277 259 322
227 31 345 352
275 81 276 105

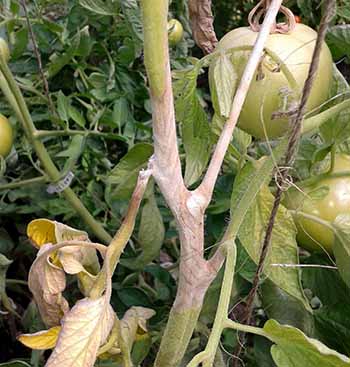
0 114 13 158
209 24 333 139
284 154 350 254
168 19 184 46
0 38 10 62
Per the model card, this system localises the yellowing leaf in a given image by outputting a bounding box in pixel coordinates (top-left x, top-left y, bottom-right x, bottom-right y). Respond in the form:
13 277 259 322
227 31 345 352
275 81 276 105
27 219 89 248
27 219 56 248
18 326 61 350
46 296 115 367
29 244 69 327
120 306 155 351
27 219 100 278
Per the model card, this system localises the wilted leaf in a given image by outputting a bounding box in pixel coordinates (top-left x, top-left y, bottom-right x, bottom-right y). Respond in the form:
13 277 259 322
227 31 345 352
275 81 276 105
120 307 155 354
27 219 100 277
46 296 115 367
28 244 69 327
18 326 61 350
265 320 350 366
27 219 88 248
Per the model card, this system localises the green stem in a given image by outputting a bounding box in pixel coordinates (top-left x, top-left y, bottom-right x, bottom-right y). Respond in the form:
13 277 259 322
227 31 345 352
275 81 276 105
224 319 268 338
154 307 202 367
33 129 125 141
187 244 237 367
0 176 47 191
0 58 112 244
302 99 350 134
297 170 350 188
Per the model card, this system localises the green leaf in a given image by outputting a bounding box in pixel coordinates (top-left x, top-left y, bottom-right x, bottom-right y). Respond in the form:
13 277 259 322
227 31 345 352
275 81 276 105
79 0 119 16
174 66 212 186
112 98 130 130
333 214 350 288
302 253 350 307
107 143 153 200
124 182 165 270
211 51 237 118
56 135 85 176
238 186 311 311
327 25 350 60
228 138 287 238
265 319 350 366
261 280 314 335
69 105 86 127
57 91 70 122
315 303 350 356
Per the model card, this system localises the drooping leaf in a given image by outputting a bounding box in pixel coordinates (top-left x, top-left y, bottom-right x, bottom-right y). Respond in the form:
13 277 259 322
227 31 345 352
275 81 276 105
27 219 99 276
46 296 115 367
28 244 69 327
265 320 350 366
107 143 153 200
120 306 155 351
18 326 61 350
238 186 311 311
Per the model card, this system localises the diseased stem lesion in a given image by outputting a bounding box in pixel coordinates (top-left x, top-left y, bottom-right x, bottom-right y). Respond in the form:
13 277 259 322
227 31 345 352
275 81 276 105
140 0 287 365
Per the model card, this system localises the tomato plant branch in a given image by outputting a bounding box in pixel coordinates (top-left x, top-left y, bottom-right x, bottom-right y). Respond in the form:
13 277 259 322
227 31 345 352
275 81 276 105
90 168 152 299
0 57 112 244
0 176 47 191
236 1 336 364
33 129 125 141
195 0 284 208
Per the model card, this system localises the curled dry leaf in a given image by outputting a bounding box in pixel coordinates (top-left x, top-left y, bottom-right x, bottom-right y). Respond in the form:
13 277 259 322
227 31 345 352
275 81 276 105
188 0 218 54
28 244 69 327
18 326 61 350
45 296 115 367
27 219 100 276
